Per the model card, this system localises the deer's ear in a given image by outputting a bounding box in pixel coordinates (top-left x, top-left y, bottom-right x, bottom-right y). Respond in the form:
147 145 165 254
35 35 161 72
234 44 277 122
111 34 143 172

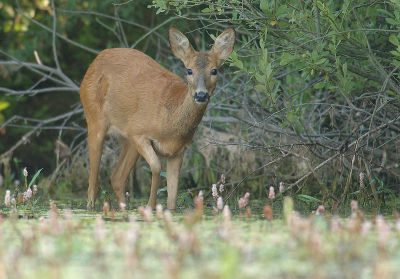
169 26 195 64
211 27 236 60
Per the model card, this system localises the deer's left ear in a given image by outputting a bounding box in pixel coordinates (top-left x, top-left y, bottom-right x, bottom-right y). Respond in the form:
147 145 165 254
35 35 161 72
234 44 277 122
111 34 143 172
211 27 236 60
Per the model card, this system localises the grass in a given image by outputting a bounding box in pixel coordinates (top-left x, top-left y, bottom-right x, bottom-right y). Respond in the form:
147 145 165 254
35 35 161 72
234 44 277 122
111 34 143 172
1 196 400 279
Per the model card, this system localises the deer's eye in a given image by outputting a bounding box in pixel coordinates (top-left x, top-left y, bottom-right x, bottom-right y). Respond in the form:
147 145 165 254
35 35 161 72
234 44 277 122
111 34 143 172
211 69 218 75
187 69 193 75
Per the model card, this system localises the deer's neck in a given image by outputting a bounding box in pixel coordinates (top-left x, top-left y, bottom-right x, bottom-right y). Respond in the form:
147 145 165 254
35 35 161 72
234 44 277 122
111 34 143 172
168 89 207 139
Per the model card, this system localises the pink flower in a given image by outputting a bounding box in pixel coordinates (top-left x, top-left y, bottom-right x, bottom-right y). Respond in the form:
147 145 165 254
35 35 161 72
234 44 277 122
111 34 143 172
156 204 163 219
4 190 10 207
221 174 226 185
94 216 105 243
212 184 219 198
138 205 152 223
315 205 325 215
268 187 275 200
279 182 285 193
33 185 38 196
26 187 32 198
23 167 28 177
239 192 250 210
23 192 28 204
350 200 358 213
238 198 246 210
120 202 126 217
103 202 109 217
219 184 224 193
164 210 172 227
194 191 204 212
222 205 231 223
244 192 250 203
217 197 223 211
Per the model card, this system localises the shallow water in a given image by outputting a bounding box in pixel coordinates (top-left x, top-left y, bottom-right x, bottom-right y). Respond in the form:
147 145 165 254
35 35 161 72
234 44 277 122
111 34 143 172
0 198 399 278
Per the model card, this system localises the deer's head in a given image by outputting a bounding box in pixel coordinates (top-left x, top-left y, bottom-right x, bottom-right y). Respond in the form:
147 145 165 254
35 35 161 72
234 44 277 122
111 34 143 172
169 26 235 104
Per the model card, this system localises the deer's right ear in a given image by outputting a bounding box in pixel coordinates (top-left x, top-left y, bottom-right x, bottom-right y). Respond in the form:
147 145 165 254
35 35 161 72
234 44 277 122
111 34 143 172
169 26 195 64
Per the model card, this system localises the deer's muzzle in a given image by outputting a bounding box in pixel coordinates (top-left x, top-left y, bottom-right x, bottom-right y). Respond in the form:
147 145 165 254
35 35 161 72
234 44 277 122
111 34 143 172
194 92 209 103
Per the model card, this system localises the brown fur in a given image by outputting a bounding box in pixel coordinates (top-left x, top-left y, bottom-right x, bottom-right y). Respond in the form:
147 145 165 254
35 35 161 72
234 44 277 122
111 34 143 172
81 27 235 210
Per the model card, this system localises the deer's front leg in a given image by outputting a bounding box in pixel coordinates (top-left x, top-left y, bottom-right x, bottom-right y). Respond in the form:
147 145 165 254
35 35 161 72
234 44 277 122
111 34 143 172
166 153 184 210
129 136 161 209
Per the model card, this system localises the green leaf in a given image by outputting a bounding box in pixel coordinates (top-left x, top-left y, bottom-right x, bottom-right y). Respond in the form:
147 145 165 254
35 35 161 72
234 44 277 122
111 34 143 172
343 62 347 76
276 5 287 17
312 50 318 62
28 168 43 188
389 34 400 46
296 194 322 204
266 63 273 79
377 9 394 18
386 18 400 25
316 58 328 65
157 186 168 196
260 0 270 14
255 72 266 83
160 171 167 178
254 84 267 91
234 59 244 69
0 101 10 112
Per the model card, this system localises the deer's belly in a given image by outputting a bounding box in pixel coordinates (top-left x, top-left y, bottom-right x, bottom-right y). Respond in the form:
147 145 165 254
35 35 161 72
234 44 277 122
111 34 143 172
151 139 187 158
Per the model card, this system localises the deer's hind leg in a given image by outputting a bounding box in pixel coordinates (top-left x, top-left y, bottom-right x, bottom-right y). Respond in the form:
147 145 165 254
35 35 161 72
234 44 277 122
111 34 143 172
86 118 108 210
111 137 140 207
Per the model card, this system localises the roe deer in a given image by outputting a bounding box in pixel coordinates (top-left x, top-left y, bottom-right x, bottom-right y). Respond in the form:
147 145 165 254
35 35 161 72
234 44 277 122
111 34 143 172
80 26 235 210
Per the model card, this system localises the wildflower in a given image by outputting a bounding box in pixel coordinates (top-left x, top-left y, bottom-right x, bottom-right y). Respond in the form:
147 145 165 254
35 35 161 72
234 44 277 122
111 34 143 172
4 190 10 207
330 217 343 233
263 204 273 221
23 167 28 177
126 191 130 203
212 184 218 198
238 198 246 210
217 196 223 211
11 198 16 207
219 184 224 193
315 205 325 215
33 185 38 196
120 202 126 218
239 192 250 210
156 204 163 219
103 202 109 217
94 216 105 243
376 215 390 244
194 191 204 212
138 205 152 223
13 189 18 200
221 174 226 185
26 187 32 199
361 220 372 236
127 216 138 244
244 192 250 204
350 200 358 213
164 210 172 227
268 186 275 200
23 192 28 204
279 182 285 193
246 207 252 219
222 205 231 223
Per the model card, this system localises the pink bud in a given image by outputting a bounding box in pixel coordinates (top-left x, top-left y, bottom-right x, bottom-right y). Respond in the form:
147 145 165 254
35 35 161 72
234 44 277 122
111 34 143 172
268 187 275 200
217 197 223 211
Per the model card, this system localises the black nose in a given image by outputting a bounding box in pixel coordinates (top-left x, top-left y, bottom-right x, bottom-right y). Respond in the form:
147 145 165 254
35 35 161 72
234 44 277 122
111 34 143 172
194 92 209 103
